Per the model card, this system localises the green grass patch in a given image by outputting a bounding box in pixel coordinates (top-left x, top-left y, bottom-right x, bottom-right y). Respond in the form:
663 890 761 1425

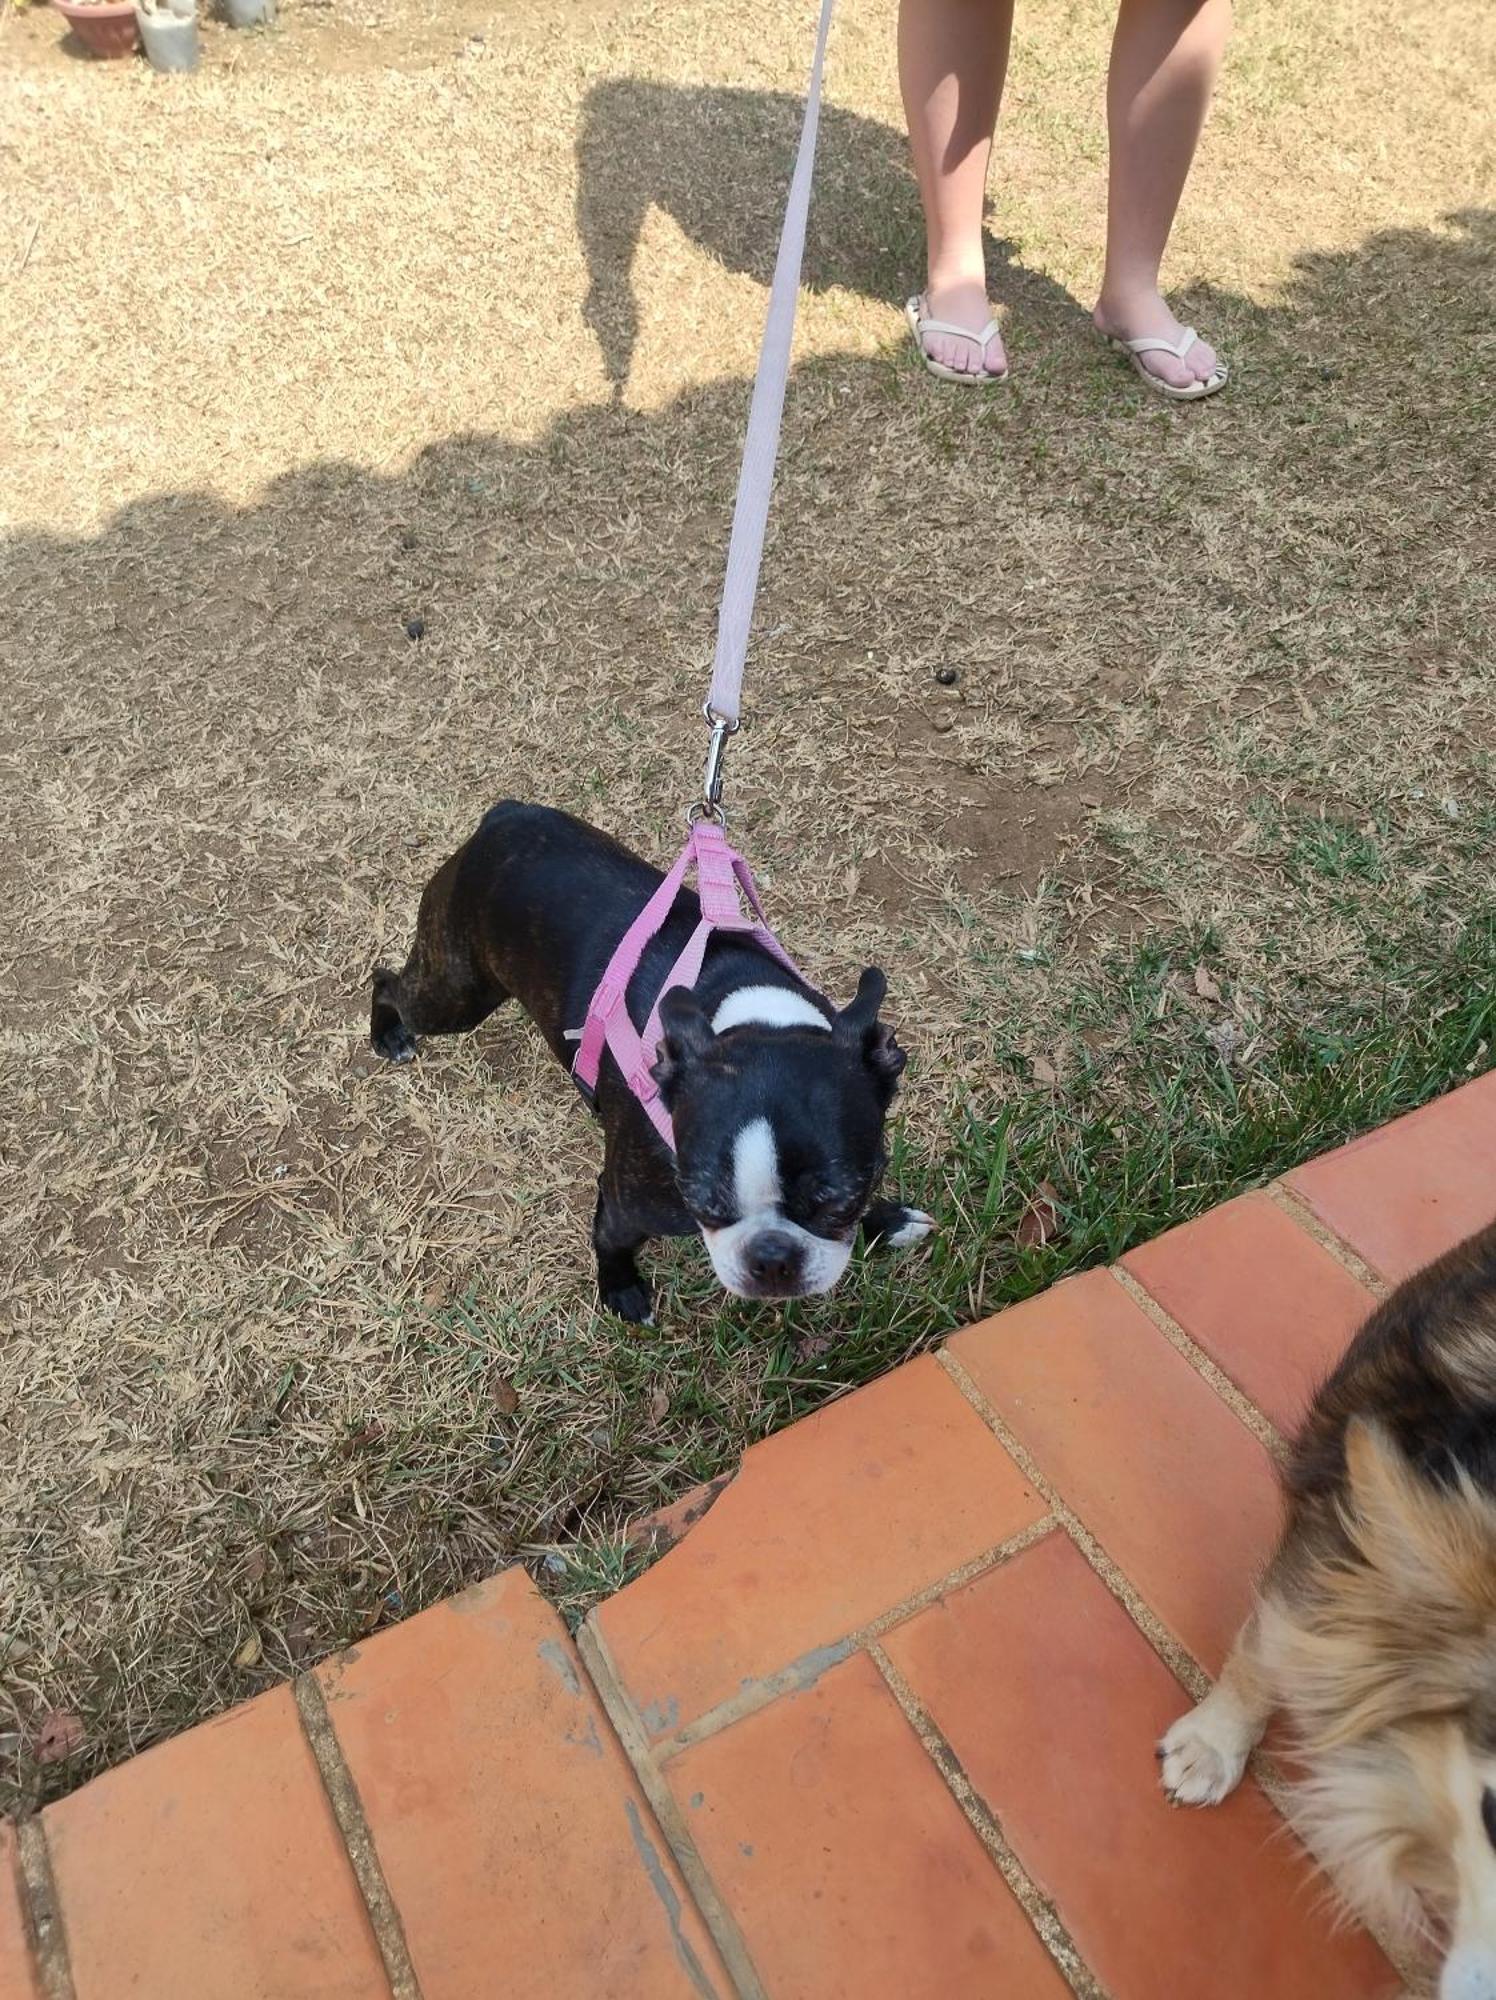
454 906 1495 1626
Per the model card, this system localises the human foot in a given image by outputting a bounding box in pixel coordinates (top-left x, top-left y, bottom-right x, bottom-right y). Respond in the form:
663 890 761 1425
907 279 1009 381
1093 291 1224 396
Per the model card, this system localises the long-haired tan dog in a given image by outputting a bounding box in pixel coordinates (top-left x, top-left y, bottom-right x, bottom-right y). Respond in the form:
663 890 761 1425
1160 1220 1496 1999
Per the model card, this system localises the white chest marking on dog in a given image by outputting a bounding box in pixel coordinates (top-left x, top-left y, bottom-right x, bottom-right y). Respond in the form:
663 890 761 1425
711 986 832 1036
731 1117 781 1215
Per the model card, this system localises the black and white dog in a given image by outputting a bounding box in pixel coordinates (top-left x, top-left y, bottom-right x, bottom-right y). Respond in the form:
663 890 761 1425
371 802 932 1322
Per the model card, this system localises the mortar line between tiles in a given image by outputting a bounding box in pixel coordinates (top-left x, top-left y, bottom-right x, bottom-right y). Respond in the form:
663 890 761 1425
936 1350 1422 1977
642 1518 1062 1766
868 1644 1104 2000
1266 1180 1390 1298
14 1818 75 2000
936 1349 1212 1704
1108 1265 1287 1458
292 1676 419 2000
576 1620 765 2000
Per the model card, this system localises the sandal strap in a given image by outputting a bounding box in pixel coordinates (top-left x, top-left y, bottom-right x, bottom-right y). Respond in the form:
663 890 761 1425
912 304 1002 351
1121 326 1197 361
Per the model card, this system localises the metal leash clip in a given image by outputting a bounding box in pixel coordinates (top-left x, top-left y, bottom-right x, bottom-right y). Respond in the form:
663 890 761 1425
689 700 740 825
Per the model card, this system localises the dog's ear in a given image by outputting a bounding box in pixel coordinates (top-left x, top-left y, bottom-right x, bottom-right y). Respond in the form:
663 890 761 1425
837 966 906 1091
651 987 716 1099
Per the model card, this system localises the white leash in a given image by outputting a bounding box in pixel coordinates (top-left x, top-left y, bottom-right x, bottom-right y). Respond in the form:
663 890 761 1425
697 0 837 816
575 2 841 1145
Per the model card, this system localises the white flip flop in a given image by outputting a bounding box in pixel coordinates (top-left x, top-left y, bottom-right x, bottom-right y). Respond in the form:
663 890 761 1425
905 296 1010 386
1104 325 1228 402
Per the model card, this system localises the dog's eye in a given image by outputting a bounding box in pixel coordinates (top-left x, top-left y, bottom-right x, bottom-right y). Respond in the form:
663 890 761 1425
687 1198 735 1232
1482 1788 1496 1852
812 1195 861 1233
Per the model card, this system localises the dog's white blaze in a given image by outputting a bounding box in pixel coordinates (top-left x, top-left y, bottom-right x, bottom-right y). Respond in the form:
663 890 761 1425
732 1116 781 1215
710 986 832 1036
699 1115 854 1299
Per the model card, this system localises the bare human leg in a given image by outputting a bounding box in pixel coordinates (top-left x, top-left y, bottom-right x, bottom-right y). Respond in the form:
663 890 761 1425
899 0 1016 377
1094 0 1232 390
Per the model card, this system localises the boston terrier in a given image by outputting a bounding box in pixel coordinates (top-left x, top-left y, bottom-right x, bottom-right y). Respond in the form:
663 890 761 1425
370 801 933 1323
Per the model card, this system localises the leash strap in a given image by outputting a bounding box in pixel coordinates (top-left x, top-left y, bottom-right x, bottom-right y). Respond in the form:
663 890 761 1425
572 1 835 1153
706 0 837 730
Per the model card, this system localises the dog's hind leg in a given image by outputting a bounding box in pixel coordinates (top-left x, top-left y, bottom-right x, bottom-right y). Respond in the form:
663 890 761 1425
1158 1608 1274 1806
372 856 509 1062
371 961 508 1061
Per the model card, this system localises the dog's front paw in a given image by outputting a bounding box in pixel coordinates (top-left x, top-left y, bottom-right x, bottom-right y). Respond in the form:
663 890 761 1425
863 1200 936 1252
602 1281 655 1327
1158 1700 1251 1806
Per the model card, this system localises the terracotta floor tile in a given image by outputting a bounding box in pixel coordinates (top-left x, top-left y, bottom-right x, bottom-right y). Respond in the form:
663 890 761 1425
0 1822 40 2000
318 1568 727 2000
947 1270 1282 1671
1289 1070 1496 1282
45 1686 388 2000
1123 1192 1376 1432
591 1356 1044 1742
882 1535 1398 2000
667 1647 1070 2000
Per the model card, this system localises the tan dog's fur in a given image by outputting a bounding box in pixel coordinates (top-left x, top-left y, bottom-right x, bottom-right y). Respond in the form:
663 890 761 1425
1160 1220 1496 1997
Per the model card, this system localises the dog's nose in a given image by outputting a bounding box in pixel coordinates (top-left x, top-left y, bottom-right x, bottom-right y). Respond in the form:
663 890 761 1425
744 1230 801 1291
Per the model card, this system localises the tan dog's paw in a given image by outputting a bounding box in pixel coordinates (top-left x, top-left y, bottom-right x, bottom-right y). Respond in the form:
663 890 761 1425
1158 1699 1252 1806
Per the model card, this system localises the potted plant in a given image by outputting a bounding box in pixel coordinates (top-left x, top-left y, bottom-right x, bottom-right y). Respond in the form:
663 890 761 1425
49 0 139 57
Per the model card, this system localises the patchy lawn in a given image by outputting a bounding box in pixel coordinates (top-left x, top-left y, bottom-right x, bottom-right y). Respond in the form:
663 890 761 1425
1 0 1493 1804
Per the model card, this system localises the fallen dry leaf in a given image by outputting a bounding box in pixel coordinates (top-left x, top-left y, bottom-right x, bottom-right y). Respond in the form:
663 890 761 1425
35 1710 85 1766
1030 1054 1058 1087
233 1632 263 1669
1193 964 1223 1002
1207 1018 1246 1063
1016 1181 1063 1250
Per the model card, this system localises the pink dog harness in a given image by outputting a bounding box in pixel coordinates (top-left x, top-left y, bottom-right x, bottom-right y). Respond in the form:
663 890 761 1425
572 0 836 1155
571 818 803 1154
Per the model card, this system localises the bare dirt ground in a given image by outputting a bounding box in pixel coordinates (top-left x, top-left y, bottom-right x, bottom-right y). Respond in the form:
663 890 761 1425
1 0 1493 1800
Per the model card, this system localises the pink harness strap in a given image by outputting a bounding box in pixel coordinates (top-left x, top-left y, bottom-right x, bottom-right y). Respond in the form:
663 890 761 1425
571 819 802 1153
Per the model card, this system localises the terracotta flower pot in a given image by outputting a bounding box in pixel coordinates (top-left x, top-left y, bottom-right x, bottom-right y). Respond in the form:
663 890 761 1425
50 0 140 57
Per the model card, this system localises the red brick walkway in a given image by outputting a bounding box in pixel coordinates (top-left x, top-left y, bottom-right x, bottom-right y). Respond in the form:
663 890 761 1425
6 1070 1494 1998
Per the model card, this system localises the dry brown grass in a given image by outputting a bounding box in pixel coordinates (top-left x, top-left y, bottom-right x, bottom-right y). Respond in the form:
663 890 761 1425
1 0 1493 1803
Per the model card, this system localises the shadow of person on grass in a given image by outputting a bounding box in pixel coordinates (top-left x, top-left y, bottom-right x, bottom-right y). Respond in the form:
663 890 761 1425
575 80 1082 394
